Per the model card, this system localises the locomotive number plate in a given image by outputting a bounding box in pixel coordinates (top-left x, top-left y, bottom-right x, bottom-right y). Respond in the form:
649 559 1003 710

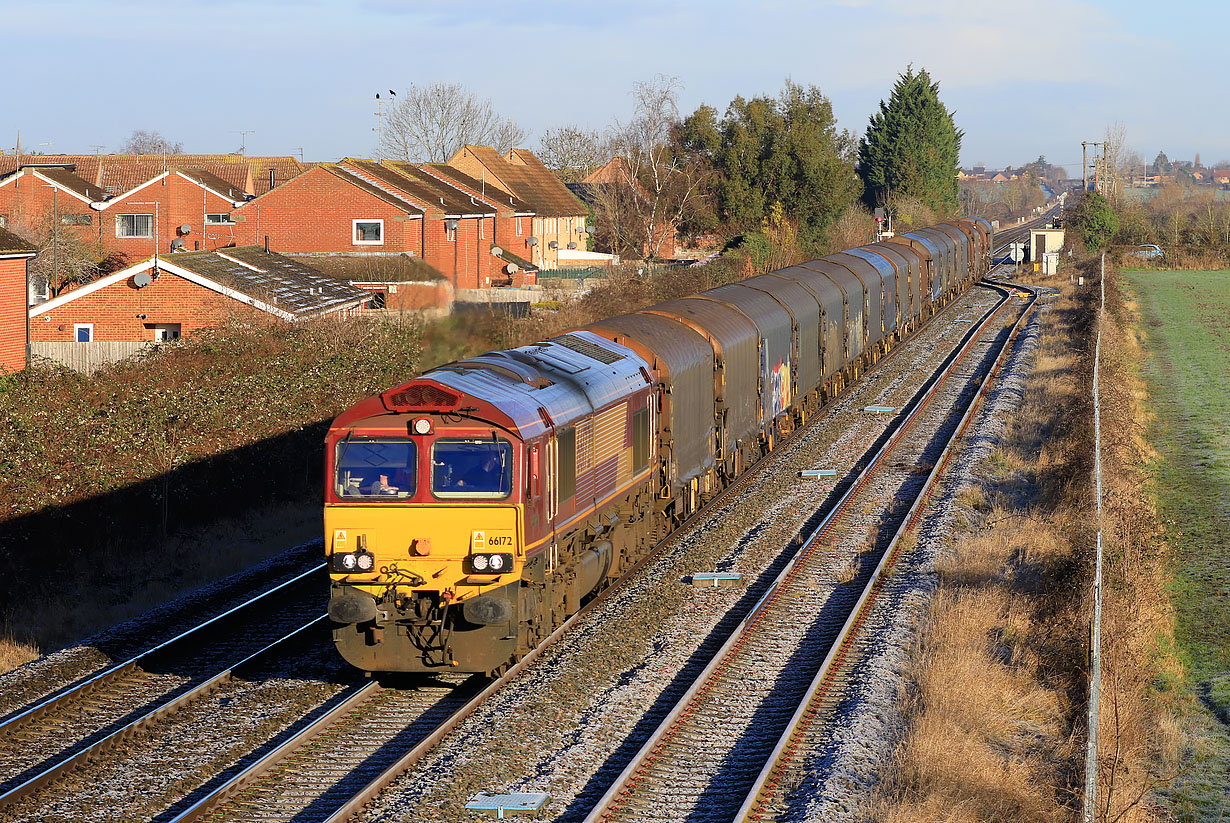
471 530 516 550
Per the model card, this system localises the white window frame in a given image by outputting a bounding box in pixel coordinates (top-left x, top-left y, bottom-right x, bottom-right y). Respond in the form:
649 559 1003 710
479 218 484 240
445 224 456 242
516 217 523 237
73 323 94 342
116 213 153 239
205 213 233 225
352 219 385 246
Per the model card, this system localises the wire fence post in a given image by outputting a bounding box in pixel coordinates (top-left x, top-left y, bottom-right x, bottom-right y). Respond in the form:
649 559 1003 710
1083 252 1106 823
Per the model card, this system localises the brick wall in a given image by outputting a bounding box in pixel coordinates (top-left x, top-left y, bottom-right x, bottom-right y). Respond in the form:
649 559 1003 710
0 256 30 370
30 269 261 342
230 167 425 256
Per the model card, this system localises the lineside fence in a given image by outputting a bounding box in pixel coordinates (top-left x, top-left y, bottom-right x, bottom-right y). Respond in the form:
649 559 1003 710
1083 252 1106 823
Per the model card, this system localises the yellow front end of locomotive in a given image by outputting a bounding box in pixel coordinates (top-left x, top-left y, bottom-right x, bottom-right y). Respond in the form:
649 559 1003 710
325 504 524 601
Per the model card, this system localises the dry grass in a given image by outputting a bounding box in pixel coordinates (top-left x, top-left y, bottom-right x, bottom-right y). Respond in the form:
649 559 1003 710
0 634 39 675
870 278 1097 822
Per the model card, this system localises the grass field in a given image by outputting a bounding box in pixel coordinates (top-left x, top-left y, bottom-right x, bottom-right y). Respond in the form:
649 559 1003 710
1121 268 1230 815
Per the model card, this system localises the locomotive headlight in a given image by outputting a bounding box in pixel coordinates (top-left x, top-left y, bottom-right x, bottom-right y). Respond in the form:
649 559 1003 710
471 553 489 571
413 417 433 435
356 552 375 572
340 553 358 571
488 553 505 571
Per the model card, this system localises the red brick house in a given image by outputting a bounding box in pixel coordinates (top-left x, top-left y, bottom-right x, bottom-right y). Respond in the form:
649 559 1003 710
0 165 251 263
446 146 590 270
29 246 369 343
418 163 538 282
230 159 525 290
0 228 37 371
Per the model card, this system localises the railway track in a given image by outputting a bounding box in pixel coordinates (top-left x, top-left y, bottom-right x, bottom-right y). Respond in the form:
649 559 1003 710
0 564 328 810
170 674 481 823
142 275 1006 823
579 283 1035 823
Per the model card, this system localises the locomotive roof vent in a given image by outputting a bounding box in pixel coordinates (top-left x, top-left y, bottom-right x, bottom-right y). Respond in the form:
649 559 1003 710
381 381 460 412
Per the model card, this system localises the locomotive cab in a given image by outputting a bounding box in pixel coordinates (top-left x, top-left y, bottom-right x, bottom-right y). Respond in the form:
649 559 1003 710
325 398 532 675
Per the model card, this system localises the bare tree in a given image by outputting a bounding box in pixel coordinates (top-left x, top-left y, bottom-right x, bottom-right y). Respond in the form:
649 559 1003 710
16 208 106 297
1103 121 1128 203
538 125 609 182
120 129 184 154
593 76 707 260
380 82 527 163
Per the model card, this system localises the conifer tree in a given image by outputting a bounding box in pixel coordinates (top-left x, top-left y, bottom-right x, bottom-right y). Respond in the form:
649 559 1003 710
858 67 962 213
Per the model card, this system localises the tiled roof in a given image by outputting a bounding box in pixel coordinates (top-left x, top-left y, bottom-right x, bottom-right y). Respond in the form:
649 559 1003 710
419 163 530 212
293 253 445 283
322 165 425 215
0 154 305 197
169 246 370 317
449 146 586 217
30 167 106 202
0 227 36 254
179 168 249 201
344 160 489 216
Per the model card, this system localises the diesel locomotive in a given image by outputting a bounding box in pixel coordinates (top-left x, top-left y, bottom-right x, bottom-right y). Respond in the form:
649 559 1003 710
324 218 993 676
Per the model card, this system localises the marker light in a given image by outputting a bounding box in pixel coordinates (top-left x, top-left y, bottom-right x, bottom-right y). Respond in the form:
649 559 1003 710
356 552 375 571
341 553 358 570
413 417 433 435
471 554 489 571
488 553 505 571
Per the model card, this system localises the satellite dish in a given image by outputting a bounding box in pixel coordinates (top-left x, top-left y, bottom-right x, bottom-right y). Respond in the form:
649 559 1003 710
179 223 191 235
133 272 153 288
526 236 538 246
490 245 504 256
170 238 185 250
506 263 519 274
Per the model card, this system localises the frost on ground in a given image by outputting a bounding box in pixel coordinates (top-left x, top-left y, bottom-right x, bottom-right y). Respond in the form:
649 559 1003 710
790 297 1045 823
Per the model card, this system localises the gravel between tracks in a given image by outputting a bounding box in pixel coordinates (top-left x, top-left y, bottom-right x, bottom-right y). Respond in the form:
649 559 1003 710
358 287 1008 823
777 291 1046 823
0 638 358 823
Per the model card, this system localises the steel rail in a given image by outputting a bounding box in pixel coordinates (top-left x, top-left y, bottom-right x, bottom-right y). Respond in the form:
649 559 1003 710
580 283 1022 822
0 614 330 810
735 283 1038 821
0 562 326 735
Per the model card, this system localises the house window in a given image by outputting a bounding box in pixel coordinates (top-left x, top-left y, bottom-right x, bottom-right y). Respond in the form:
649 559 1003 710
205 213 232 225
479 219 484 240
0 215 7 228
516 217 523 237
116 214 153 238
60 213 92 226
74 323 94 342
445 224 456 242
352 219 384 245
